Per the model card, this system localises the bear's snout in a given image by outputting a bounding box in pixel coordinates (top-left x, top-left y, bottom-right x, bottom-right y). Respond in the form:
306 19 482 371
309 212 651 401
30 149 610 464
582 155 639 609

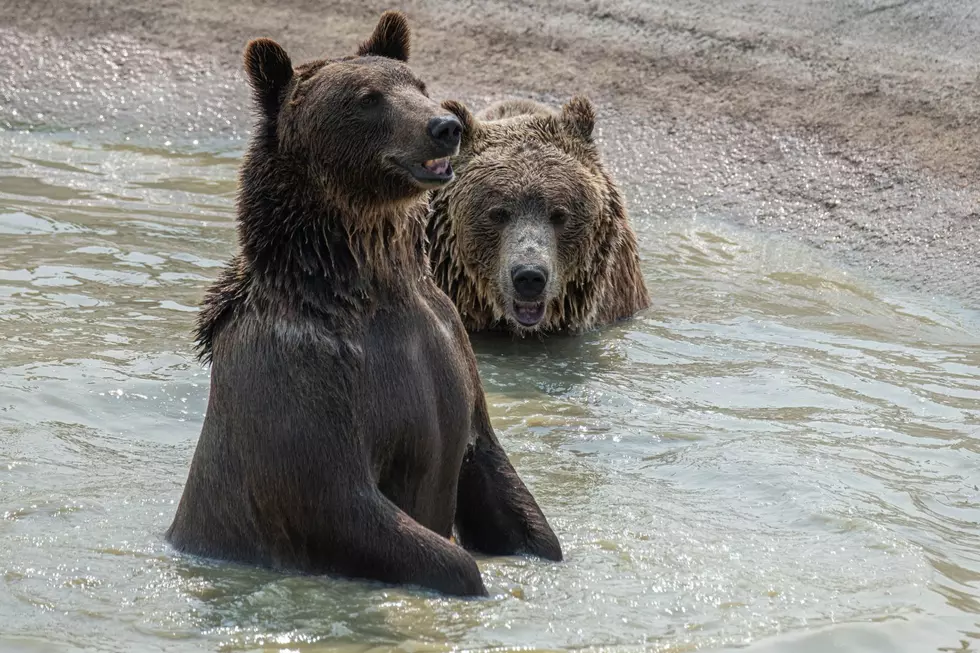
427 115 463 151
511 265 549 300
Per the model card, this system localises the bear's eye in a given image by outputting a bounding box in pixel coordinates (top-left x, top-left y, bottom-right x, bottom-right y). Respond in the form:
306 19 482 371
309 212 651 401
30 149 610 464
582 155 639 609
488 208 509 224
549 208 568 226
359 92 382 108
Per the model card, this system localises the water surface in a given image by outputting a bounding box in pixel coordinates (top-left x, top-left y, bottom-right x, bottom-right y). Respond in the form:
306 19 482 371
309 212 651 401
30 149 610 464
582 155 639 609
0 128 978 652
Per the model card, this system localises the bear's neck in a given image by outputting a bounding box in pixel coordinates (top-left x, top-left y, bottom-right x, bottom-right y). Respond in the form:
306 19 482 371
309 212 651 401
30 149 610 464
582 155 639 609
236 157 428 301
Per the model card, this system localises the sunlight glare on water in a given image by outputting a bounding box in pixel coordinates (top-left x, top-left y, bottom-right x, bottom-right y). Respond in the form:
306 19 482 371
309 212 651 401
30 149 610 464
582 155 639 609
0 127 978 653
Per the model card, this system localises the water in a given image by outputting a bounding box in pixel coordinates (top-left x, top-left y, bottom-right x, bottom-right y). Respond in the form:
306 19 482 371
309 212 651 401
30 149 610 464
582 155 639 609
0 126 978 653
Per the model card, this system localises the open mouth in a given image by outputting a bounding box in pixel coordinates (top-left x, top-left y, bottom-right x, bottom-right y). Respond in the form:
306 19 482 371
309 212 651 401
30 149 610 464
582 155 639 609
397 157 454 186
512 300 546 327
422 157 451 176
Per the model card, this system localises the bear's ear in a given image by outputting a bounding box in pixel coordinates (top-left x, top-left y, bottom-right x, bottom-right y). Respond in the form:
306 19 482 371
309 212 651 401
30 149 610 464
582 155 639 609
559 96 596 142
243 38 294 117
442 99 480 148
357 10 411 61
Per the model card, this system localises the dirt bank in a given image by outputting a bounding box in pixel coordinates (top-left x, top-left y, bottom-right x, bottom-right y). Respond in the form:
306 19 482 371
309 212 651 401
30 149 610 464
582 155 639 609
1 0 978 304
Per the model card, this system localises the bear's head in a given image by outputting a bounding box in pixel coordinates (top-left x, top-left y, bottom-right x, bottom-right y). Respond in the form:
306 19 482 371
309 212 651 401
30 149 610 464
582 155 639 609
435 97 623 333
242 11 462 208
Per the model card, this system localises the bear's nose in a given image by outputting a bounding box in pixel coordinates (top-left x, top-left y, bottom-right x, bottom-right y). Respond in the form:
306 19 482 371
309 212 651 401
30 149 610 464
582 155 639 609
428 115 462 150
511 265 549 300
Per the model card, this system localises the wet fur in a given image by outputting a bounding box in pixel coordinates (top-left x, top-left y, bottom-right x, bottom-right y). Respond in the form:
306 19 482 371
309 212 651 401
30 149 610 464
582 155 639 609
167 12 561 598
428 97 650 335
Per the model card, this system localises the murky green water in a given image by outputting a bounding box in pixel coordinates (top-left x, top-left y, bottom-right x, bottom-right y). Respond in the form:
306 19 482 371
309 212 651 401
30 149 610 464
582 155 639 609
1 128 978 653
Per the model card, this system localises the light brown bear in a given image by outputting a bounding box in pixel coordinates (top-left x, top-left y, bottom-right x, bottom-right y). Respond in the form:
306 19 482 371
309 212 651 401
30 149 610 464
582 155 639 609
427 97 650 335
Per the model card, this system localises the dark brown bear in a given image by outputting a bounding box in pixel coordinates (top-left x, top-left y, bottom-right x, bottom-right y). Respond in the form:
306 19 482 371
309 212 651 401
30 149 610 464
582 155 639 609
427 97 650 335
166 11 561 598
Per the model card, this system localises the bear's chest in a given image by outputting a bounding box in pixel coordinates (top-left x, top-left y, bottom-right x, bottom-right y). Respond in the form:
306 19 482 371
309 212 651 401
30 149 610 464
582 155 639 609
360 295 475 530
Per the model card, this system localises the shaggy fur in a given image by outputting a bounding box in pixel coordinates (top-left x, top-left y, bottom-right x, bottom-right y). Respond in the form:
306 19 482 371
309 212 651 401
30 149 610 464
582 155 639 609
167 11 561 598
428 97 650 335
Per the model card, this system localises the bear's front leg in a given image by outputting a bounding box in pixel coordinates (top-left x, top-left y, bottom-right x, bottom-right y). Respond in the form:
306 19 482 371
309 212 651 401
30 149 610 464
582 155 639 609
453 419 562 562
314 487 489 597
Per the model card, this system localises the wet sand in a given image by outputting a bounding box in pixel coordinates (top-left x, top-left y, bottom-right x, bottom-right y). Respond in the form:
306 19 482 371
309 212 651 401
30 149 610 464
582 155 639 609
1 0 978 304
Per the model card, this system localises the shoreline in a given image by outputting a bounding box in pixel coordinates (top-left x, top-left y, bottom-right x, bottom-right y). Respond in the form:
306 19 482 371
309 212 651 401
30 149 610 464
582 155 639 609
1 0 977 304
